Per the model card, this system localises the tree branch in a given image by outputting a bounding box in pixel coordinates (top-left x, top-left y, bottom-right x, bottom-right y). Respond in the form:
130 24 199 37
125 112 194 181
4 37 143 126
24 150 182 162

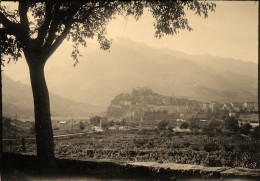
72 1 111 24
43 4 61 47
36 2 54 47
0 11 21 36
18 1 30 36
42 3 81 50
43 22 72 60
42 1 110 61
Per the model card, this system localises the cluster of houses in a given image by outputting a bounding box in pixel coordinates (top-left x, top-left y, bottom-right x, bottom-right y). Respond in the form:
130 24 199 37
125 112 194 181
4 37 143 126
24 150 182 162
52 117 90 130
3 111 259 136
51 117 105 135
108 88 258 124
51 116 141 134
237 113 259 128
221 102 257 112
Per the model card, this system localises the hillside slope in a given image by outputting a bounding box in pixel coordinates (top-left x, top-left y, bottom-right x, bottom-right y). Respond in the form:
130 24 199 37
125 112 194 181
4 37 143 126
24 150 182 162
2 74 102 118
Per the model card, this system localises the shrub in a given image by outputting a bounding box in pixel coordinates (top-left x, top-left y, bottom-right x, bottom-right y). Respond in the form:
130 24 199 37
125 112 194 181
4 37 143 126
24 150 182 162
204 155 223 167
191 145 200 151
223 145 234 152
204 143 219 152
240 123 252 135
183 142 191 148
133 138 147 148
180 122 189 129
157 120 169 130
147 139 155 148
224 117 239 132
251 126 259 140
80 124 85 130
172 144 181 148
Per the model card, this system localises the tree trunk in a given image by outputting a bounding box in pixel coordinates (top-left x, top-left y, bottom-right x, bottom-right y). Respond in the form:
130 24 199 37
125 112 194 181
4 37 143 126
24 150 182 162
28 60 56 174
0 57 2 171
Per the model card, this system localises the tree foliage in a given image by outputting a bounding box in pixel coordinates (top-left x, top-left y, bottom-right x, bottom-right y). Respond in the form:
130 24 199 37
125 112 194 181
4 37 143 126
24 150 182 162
101 123 109 130
90 116 101 126
30 123 36 135
180 122 188 129
223 117 239 132
1 0 216 66
79 124 85 130
189 119 200 131
121 118 126 126
207 119 222 132
157 120 169 130
240 123 252 135
0 0 216 172
251 126 259 140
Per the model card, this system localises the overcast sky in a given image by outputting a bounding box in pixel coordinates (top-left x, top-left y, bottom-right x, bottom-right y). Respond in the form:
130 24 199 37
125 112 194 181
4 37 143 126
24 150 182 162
2 1 259 84
105 1 258 63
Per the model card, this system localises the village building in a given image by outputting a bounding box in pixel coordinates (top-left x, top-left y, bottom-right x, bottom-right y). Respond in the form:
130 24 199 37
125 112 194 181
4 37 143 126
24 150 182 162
199 120 209 127
202 103 210 110
118 126 130 131
230 102 243 108
172 126 191 133
59 121 69 130
238 113 259 127
228 112 236 117
196 113 208 120
119 100 132 106
91 126 104 132
243 102 258 111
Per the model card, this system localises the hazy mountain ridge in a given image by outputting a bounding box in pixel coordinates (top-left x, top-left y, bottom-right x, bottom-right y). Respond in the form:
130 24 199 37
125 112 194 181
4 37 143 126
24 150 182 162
2 74 102 118
45 37 257 106
160 48 257 78
3 37 257 116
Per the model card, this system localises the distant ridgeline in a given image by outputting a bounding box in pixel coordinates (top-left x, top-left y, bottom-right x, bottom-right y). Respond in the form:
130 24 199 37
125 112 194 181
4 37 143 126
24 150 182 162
107 87 258 122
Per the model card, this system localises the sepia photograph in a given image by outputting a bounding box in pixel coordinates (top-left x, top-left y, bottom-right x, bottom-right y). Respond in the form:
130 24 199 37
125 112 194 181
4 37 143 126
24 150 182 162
0 0 259 180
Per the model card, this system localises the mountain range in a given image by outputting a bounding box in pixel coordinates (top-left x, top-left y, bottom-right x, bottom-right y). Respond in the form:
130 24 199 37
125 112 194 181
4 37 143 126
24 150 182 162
2 37 258 117
45 37 258 106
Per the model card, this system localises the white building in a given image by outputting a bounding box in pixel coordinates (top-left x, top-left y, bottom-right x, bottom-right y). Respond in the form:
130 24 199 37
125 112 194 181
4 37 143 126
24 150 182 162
238 113 259 128
59 121 69 130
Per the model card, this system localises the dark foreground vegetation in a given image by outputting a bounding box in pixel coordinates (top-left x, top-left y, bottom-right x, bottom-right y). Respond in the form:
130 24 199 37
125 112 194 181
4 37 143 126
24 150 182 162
3 129 260 169
2 152 260 181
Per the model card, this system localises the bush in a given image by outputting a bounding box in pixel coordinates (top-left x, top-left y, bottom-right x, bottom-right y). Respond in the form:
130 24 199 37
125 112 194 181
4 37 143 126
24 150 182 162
180 122 189 129
204 155 223 167
147 139 155 148
204 143 219 152
165 131 173 137
224 117 239 132
223 145 234 152
251 126 259 140
172 144 181 148
208 132 215 137
80 124 85 130
183 142 191 148
133 138 147 148
157 120 169 130
215 127 222 133
191 145 200 151
240 123 252 135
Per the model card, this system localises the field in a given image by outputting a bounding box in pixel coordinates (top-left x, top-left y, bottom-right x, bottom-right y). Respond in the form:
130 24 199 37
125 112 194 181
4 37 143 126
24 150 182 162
3 129 260 169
